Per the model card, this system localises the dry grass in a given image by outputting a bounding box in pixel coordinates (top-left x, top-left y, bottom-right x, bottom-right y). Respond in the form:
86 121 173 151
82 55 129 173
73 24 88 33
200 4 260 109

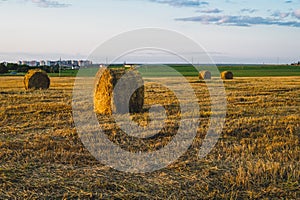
0 76 299 199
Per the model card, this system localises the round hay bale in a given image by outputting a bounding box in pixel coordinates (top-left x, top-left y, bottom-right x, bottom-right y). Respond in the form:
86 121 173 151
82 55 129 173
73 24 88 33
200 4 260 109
24 69 50 90
221 71 233 80
199 70 211 80
94 67 144 115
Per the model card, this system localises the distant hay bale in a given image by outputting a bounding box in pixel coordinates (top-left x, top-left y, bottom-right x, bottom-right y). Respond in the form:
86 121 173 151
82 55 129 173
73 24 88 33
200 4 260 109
221 71 234 80
94 67 144 115
24 69 50 90
199 71 211 80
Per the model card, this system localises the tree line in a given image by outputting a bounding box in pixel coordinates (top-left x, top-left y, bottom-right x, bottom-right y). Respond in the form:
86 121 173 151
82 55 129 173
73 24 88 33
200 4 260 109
0 63 60 74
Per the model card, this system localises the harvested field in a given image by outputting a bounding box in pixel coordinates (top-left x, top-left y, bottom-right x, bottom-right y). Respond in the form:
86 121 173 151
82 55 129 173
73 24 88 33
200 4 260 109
0 76 299 199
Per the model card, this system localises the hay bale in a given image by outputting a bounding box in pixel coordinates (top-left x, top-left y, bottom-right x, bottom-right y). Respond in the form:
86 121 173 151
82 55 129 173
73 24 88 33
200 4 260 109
221 71 234 80
199 71 211 80
94 67 144 115
24 69 50 90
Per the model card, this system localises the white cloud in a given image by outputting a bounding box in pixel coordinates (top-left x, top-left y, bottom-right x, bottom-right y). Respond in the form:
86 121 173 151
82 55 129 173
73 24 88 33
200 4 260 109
149 0 208 7
31 0 70 8
197 8 222 13
293 9 300 19
272 11 290 18
240 8 257 14
175 15 300 27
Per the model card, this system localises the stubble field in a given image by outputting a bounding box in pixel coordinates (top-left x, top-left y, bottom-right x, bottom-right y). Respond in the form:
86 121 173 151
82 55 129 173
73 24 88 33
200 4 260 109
0 76 299 199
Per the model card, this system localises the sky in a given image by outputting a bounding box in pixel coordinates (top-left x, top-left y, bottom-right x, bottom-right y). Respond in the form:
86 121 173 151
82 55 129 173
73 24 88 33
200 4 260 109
0 0 300 64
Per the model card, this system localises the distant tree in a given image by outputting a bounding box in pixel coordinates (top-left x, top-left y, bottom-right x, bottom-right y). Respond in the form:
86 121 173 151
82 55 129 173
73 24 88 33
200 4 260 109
39 66 49 73
49 66 57 73
0 63 9 74
6 63 19 71
51 64 60 73
17 65 29 73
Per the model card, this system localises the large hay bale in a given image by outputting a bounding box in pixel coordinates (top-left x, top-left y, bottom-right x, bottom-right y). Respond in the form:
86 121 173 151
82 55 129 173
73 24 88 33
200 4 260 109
94 67 144 115
221 71 233 80
199 70 211 80
24 69 50 90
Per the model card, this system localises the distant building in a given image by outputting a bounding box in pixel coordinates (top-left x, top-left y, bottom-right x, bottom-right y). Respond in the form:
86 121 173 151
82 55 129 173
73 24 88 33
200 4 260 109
72 60 79 66
72 66 80 70
20 60 39 67
67 60 73 66
40 60 46 66
47 61 58 66
78 60 92 67
17 59 92 68
30 61 39 67
22 61 29 65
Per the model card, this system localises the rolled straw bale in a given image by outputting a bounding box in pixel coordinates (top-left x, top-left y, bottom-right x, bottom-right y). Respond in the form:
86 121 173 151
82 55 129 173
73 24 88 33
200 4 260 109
94 67 144 115
199 70 211 80
221 71 233 80
24 69 50 90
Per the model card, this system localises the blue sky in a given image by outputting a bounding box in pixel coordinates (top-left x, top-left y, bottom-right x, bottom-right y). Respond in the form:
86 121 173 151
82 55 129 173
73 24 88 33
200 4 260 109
0 0 300 63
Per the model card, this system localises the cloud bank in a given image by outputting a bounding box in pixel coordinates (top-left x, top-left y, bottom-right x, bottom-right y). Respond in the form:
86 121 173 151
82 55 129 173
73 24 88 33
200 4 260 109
31 0 70 8
294 9 300 19
272 11 290 18
197 8 222 13
149 0 208 7
240 8 257 14
175 15 300 27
